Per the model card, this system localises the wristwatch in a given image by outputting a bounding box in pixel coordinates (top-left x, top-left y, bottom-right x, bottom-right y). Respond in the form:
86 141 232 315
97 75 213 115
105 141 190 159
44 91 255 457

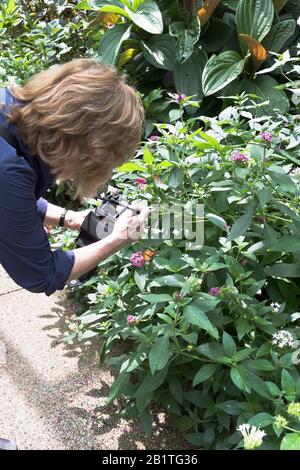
59 209 68 228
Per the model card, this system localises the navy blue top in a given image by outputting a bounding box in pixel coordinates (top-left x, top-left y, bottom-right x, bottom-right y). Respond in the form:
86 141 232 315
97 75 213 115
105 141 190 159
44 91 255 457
0 88 75 296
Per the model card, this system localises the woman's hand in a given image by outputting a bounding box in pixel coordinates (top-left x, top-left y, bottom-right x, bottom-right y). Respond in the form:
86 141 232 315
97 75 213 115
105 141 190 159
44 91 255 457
111 202 148 246
64 209 91 231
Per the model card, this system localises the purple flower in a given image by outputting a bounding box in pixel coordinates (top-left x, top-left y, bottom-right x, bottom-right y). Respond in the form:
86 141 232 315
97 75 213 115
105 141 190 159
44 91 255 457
231 153 250 165
134 177 147 190
174 291 185 302
256 215 266 224
241 259 248 266
149 135 159 142
127 315 137 325
130 251 145 268
261 131 273 142
223 224 231 231
175 93 186 102
209 287 220 296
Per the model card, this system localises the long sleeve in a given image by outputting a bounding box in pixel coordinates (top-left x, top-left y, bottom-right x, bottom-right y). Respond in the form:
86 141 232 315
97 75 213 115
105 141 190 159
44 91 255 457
0 145 75 296
36 197 48 222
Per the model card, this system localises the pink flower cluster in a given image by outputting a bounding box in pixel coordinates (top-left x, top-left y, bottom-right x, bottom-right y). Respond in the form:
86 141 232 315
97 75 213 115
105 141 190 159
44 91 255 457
261 131 273 142
209 287 220 296
130 251 145 268
175 93 187 102
149 135 159 142
135 177 147 190
127 315 137 325
231 153 250 165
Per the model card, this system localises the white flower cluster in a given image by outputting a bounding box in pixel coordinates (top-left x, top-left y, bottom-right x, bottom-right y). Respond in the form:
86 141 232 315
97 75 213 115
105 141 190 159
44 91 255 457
272 330 297 349
271 302 281 313
237 424 266 450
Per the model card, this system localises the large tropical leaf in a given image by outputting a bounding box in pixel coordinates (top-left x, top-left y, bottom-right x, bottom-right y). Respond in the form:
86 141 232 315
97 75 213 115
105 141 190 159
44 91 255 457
125 0 163 34
98 23 132 65
141 34 176 71
236 0 274 56
169 16 201 64
202 50 244 96
241 75 290 116
263 19 296 53
174 47 207 106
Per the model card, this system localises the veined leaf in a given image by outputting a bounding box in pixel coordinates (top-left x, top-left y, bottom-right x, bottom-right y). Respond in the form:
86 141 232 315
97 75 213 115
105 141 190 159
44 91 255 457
174 47 207 110
281 433 300 450
125 1 163 34
263 19 296 53
227 202 256 241
169 17 201 64
236 0 274 56
98 23 132 65
117 161 145 172
193 364 218 386
241 75 289 117
118 47 139 67
141 34 176 71
183 305 219 339
202 51 244 96
149 336 171 375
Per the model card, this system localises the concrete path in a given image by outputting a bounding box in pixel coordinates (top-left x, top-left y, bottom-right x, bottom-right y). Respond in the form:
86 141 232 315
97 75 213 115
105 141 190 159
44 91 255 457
0 266 188 450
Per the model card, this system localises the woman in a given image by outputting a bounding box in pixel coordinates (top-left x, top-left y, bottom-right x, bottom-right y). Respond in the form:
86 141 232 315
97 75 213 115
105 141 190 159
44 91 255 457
0 58 148 297
0 58 148 450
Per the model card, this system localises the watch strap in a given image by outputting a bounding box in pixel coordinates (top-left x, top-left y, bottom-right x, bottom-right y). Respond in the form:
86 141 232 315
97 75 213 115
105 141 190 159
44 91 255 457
59 209 68 227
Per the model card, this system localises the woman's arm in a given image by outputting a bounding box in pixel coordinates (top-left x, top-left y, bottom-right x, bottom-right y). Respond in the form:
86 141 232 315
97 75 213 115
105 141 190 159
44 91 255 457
43 201 88 230
67 202 148 281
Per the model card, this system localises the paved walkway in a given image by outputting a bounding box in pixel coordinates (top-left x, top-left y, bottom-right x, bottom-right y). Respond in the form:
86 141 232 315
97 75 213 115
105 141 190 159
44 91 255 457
0 266 188 450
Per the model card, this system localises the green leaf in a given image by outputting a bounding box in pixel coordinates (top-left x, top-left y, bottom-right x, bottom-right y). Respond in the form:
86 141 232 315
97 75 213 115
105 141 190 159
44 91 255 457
117 161 145 172
169 17 201 64
207 213 227 229
263 19 296 53
134 270 147 291
227 203 256 241
143 147 154 165
230 367 251 393
140 406 153 436
139 293 173 303
149 335 171 375
183 305 219 339
248 413 274 427
169 378 183 404
97 5 130 17
280 433 300 450
281 369 296 396
241 75 290 116
141 34 176 71
173 47 207 106
107 373 130 404
98 23 132 65
268 170 298 195
135 368 168 397
269 236 300 253
193 364 218 386
222 331 237 357
265 263 300 278
236 0 274 56
216 400 244 415
125 0 163 34
247 359 275 371
202 51 244 96
168 166 184 189
197 342 225 360
148 274 186 288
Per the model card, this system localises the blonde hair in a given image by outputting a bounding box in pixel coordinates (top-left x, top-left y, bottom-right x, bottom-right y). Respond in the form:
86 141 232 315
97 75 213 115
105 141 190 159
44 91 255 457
8 58 144 201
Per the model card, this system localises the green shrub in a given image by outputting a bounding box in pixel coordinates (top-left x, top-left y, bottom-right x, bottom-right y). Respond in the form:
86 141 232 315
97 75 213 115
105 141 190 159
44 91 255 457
75 0 299 119
62 95 300 449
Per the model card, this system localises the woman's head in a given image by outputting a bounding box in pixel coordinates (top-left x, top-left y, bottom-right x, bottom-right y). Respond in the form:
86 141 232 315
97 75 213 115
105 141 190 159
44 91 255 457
9 58 144 201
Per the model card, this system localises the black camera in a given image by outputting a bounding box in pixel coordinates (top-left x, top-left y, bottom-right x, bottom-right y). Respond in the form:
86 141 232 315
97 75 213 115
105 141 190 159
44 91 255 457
68 191 139 287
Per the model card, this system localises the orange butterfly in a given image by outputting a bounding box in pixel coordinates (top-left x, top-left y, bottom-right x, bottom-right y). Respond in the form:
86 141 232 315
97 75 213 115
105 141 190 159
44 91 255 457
143 249 157 262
